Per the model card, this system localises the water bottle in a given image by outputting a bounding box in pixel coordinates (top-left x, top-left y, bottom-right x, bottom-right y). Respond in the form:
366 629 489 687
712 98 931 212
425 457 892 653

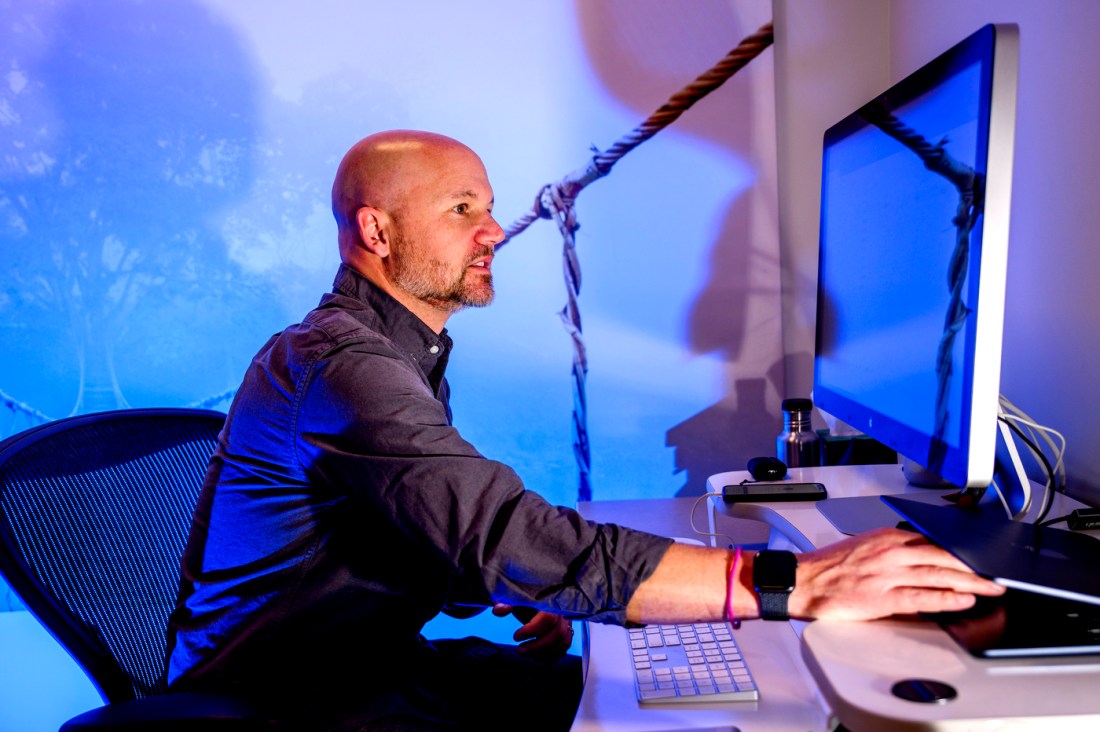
776 398 822 468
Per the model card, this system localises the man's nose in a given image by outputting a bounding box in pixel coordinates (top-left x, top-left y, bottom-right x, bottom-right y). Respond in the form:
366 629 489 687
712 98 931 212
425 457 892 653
480 214 506 246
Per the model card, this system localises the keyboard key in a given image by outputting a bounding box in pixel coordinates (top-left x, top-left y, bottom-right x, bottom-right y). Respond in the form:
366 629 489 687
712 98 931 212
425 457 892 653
629 621 759 705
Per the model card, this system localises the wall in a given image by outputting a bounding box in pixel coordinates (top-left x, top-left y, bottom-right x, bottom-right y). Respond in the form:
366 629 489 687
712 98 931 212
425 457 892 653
1 0 781 505
774 0 1100 503
0 1 779 728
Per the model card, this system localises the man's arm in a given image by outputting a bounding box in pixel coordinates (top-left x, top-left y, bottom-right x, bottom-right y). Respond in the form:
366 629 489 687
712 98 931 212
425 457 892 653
625 527 1005 625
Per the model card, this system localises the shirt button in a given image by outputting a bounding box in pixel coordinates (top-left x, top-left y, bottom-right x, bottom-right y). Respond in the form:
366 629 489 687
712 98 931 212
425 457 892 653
429 345 440 354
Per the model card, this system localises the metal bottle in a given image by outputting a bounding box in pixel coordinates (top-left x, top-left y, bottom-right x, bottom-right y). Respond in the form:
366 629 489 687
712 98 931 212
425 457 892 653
776 398 821 468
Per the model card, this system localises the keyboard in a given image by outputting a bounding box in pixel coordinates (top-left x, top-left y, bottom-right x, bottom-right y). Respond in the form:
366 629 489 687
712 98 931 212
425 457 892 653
628 621 760 704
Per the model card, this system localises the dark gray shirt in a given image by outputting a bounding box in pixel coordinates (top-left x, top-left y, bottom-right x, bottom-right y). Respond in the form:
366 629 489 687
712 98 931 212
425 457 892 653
167 264 672 695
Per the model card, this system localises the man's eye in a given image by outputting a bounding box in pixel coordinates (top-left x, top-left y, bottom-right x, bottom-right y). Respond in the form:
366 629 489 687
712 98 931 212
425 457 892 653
453 203 469 214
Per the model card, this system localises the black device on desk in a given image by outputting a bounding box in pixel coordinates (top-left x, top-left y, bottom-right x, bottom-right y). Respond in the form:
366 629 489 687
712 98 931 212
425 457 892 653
747 456 787 481
929 588 1100 658
722 482 827 502
884 495 1100 657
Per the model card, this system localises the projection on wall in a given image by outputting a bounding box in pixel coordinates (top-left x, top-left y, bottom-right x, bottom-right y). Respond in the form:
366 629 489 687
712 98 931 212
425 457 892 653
0 0 779 612
0 1 293 611
2 2 276 425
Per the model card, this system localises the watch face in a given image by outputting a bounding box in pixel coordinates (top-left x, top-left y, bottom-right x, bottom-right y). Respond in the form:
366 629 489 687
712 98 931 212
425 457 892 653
755 550 797 591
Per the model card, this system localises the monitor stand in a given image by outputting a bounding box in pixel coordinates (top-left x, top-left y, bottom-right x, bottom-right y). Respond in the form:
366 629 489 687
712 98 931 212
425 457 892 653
820 418 1034 535
990 415 1033 519
817 490 958 535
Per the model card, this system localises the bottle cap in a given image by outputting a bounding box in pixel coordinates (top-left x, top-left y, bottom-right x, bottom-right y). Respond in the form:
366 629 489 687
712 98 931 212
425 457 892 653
781 398 813 412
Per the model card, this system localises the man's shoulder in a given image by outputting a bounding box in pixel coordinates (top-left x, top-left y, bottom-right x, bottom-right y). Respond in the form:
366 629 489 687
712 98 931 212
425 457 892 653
279 300 398 360
251 293 435 405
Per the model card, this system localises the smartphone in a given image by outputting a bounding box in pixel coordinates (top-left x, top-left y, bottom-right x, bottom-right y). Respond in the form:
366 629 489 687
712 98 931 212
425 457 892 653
721 482 827 503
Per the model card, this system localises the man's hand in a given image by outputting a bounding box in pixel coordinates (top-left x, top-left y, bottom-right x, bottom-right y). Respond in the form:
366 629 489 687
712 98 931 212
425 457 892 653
790 527 1006 620
492 603 574 661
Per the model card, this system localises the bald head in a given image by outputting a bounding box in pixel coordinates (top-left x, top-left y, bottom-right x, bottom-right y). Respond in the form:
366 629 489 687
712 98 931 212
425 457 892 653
331 130 476 242
327 130 504 332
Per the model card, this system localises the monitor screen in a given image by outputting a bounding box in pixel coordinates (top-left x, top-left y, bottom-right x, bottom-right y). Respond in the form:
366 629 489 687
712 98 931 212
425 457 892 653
813 24 1019 489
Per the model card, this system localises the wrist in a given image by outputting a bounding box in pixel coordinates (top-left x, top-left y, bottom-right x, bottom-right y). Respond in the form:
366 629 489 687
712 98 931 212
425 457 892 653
787 549 834 620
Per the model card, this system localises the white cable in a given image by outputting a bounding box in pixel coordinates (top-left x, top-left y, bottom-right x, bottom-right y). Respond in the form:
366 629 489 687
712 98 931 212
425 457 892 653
689 491 736 549
998 396 1067 492
997 396 1064 522
999 412 1066 489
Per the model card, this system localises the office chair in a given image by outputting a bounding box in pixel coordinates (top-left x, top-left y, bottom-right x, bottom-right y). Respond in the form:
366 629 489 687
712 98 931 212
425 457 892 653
0 408 279 730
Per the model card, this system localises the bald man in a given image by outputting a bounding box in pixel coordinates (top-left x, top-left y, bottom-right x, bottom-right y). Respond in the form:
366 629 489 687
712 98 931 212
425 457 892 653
167 131 1003 731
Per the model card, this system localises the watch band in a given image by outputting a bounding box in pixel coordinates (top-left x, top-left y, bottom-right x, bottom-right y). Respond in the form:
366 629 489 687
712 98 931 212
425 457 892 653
758 587 790 621
753 549 797 621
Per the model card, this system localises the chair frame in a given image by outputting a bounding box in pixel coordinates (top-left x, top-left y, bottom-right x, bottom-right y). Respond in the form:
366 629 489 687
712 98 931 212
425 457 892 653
0 408 278 730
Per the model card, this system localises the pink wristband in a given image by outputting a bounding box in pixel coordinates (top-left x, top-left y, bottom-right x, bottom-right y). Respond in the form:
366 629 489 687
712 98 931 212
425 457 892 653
726 545 742 630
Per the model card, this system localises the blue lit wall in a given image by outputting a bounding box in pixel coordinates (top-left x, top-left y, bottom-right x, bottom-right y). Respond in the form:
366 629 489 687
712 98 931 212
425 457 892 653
1 1 780 727
0 0 780 502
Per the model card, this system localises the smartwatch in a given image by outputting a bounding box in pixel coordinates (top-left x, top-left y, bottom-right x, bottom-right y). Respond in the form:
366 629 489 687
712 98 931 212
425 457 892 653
753 550 797 621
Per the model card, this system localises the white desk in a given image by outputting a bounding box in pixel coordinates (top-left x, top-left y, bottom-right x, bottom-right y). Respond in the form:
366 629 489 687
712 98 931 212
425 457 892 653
711 463 1100 731
573 498 829 731
575 465 1100 731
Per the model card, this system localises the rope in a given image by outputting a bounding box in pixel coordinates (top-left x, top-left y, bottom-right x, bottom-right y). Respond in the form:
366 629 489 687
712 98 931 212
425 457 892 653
0 23 776 498
498 22 774 502
500 21 775 246
860 102 982 476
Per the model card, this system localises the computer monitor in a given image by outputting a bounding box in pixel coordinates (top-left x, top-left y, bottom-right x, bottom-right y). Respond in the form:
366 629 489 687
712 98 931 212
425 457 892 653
813 25 1020 500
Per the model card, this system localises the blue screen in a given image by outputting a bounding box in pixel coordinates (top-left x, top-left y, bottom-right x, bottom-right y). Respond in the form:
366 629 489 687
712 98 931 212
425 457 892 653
814 25 1001 486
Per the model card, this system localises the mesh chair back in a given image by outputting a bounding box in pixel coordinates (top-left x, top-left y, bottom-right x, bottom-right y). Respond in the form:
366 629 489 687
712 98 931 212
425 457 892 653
0 408 224 703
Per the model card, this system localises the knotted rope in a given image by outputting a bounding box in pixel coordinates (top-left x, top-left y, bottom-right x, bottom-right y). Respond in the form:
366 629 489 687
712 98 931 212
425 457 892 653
0 24 776 484
499 22 774 502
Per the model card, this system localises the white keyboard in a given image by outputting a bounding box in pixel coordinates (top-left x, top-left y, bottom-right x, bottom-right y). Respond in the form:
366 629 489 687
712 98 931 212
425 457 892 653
628 621 759 704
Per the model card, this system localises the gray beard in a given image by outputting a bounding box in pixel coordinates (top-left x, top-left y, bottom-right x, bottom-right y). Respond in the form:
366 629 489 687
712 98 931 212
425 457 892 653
389 245 494 311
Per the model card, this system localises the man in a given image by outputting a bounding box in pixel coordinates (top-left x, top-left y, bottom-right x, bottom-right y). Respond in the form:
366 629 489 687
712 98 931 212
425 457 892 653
167 130 1003 731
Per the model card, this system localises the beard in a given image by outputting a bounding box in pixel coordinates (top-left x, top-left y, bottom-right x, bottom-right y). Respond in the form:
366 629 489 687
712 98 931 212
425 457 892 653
388 232 495 311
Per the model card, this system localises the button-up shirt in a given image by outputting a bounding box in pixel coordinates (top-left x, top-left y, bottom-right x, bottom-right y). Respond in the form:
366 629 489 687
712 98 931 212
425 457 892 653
167 264 673 695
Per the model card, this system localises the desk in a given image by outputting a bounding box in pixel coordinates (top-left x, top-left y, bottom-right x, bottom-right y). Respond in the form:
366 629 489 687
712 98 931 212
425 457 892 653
574 465 1100 731
573 498 830 731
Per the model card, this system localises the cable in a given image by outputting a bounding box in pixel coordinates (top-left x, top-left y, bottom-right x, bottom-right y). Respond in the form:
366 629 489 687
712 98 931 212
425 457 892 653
995 395 1068 525
998 415 1057 524
1000 400 1065 478
1038 513 1072 528
689 491 737 549
999 395 1067 492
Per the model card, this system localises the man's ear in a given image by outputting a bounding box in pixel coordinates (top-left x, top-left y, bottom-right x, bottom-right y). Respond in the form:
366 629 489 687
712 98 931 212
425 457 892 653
356 206 391 257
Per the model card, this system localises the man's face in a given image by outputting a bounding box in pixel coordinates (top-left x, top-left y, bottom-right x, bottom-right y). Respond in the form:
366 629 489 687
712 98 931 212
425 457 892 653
384 146 504 314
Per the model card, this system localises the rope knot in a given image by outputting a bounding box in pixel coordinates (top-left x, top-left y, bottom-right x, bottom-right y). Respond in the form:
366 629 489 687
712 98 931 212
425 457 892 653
490 21 775 502
533 184 555 220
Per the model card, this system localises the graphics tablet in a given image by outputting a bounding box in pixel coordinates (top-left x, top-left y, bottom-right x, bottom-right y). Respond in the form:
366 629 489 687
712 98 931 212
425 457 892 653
882 495 1100 605
883 495 1100 657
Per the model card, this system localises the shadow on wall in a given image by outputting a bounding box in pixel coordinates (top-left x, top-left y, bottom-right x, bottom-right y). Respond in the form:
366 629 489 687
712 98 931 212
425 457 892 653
0 0 268 423
573 0 784 494
667 375 771 494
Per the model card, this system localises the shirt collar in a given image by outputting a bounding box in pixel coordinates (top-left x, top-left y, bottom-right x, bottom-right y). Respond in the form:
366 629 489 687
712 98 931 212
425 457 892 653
330 264 453 387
